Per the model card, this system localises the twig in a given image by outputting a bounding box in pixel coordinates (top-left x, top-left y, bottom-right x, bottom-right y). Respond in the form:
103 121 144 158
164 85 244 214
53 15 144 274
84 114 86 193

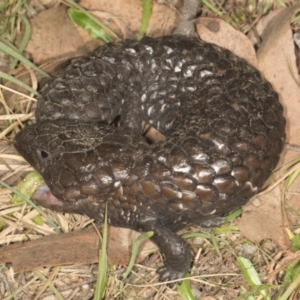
173 0 201 37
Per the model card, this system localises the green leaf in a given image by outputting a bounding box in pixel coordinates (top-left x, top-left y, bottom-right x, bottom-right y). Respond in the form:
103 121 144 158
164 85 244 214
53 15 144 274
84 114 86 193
213 225 239 235
68 9 112 43
283 260 300 284
12 171 44 203
237 257 270 299
32 215 44 226
237 257 262 286
64 0 118 39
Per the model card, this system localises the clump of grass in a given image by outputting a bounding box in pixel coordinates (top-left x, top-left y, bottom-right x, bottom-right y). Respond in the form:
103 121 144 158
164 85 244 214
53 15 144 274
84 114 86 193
1 0 300 299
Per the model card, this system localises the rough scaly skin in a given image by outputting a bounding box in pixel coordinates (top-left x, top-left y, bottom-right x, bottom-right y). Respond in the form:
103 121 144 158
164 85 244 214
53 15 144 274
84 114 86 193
14 36 286 282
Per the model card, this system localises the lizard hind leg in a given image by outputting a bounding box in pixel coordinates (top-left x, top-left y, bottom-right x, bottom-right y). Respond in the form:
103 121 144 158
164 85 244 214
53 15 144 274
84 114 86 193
138 216 192 283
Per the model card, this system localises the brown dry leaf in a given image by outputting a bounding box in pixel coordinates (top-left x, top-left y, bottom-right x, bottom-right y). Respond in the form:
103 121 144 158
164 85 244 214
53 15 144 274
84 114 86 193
257 4 300 148
24 0 178 79
26 5 92 64
194 15 290 248
238 4 300 250
80 0 178 37
0 226 156 273
92 11 136 40
237 187 290 249
196 17 258 67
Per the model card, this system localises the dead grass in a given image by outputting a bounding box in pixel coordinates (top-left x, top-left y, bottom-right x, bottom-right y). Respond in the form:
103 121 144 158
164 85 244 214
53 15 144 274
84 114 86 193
1 0 300 299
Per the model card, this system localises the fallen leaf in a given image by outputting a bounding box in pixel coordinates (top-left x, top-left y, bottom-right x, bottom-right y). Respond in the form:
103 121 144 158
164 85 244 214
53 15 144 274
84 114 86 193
257 4 300 148
25 1 178 70
239 4 300 250
237 187 290 249
26 5 92 64
195 8 300 250
196 17 258 67
0 226 156 273
92 11 136 40
80 0 178 37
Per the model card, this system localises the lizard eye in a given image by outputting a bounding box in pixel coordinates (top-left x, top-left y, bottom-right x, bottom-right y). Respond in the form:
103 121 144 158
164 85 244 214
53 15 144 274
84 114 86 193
37 149 51 160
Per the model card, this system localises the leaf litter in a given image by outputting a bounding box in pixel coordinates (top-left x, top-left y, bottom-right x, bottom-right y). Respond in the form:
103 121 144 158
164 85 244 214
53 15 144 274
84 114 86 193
1 0 300 299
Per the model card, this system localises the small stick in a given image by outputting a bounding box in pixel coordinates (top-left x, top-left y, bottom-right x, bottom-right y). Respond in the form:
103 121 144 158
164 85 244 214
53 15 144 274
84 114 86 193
173 0 201 37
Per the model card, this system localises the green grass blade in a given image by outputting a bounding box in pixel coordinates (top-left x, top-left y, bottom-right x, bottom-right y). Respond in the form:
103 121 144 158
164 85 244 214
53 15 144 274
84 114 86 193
0 41 49 77
0 179 61 233
226 208 242 222
0 70 40 96
94 205 108 299
213 225 239 235
278 270 300 300
291 235 300 252
137 0 152 40
183 232 213 239
10 15 31 69
291 8 300 23
177 276 196 300
0 0 9 10
202 0 223 16
33 269 64 300
285 168 300 189
122 231 154 281
276 0 288 8
237 256 270 299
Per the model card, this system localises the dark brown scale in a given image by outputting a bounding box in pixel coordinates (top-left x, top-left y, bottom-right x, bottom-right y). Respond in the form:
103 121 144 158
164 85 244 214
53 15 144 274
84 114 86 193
93 166 114 190
14 35 285 282
189 163 215 183
194 184 219 202
231 165 250 182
